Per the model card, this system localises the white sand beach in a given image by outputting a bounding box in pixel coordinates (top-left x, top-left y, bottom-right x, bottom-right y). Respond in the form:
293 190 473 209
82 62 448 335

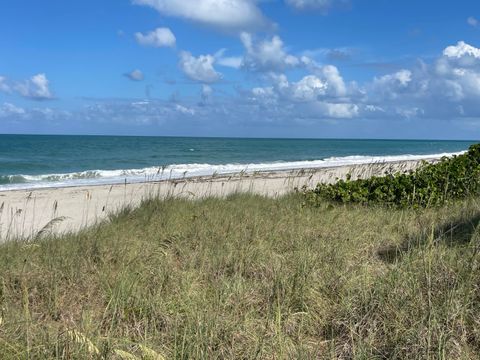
0 159 431 240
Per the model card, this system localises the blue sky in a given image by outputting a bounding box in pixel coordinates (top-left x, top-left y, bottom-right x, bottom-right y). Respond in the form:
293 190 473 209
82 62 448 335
1 0 480 139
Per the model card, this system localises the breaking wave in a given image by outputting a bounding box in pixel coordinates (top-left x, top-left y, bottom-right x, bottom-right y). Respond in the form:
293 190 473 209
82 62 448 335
0 151 465 191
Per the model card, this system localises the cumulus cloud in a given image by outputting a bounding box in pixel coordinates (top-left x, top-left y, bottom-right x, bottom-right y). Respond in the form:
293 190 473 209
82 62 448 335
133 0 270 32
320 65 347 97
371 69 413 100
249 81 359 119
7 40 480 134
250 86 278 106
179 51 222 83
15 73 54 100
246 65 358 119
265 64 349 100
240 32 302 72
362 41 480 119
443 41 480 59
291 76 327 101
281 75 328 102
243 40 480 122
433 42 480 101
135 27 176 47
124 69 145 81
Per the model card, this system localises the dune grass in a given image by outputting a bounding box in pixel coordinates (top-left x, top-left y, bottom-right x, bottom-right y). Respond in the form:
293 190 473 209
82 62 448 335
0 193 479 359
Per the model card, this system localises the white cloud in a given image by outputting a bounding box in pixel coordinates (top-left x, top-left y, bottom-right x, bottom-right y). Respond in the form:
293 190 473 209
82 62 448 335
241 40 480 121
9 40 480 133
320 65 347 96
286 0 348 12
467 16 479 28
247 66 359 119
135 27 176 47
15 73 53 100
133 0 269 32
250 86 278 104
240 32 301 72
179 51 222 83
81 100 202 126
434 44 480 100
316 102 359 118
0 102 26 117
372 69 412 99
175 104 195 115
289 75 328 102
214 48 243 69
395 106 424 119
217 56 243 69
0 76 10 93
443 41 480 59
265 64 349 101
124 69 145 81
363 41 480 119
249 79 359 119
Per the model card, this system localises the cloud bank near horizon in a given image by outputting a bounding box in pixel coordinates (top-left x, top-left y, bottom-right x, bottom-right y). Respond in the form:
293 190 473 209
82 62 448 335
1 0 480 139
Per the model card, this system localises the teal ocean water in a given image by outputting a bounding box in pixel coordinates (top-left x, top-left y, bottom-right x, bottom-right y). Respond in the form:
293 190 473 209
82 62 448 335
0 135 476 191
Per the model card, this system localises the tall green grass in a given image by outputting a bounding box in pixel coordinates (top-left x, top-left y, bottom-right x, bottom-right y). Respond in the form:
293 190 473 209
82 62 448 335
0 193 479 358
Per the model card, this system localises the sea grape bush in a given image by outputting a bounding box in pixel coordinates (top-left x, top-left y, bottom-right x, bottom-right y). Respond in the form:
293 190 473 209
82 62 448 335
304 143 480 208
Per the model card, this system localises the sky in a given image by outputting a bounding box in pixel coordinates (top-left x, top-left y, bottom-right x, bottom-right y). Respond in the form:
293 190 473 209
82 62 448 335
0 0 480 139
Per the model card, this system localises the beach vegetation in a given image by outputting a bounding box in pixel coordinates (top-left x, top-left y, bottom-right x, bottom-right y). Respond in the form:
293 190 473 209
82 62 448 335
303 143 480 208
0 194 479 358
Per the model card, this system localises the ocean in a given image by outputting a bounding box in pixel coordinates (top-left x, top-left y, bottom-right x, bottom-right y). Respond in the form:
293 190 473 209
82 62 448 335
0 135 476 191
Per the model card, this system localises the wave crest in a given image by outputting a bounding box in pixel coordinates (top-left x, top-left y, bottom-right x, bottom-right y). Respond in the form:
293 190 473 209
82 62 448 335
0 151 465 191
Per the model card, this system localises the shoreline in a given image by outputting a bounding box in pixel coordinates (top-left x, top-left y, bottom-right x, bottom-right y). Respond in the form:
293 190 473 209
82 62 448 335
0 158 432 194
0 151 464 193
0 159 435 241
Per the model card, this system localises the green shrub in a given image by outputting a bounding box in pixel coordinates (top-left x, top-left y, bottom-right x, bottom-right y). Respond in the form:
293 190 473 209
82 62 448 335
304 143 480 208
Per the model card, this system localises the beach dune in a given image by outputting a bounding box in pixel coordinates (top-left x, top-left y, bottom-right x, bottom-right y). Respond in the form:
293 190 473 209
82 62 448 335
0 160 429 241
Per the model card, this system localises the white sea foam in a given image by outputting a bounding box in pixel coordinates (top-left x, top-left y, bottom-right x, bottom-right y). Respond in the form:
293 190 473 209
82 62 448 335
0 151 465 191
